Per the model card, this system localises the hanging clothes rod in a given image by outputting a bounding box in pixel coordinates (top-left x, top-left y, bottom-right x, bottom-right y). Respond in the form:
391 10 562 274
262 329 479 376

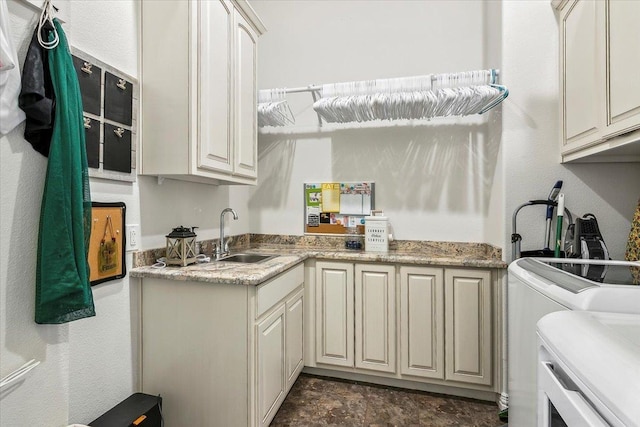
272 70 501 95
259 86 322 126
282 85 321 94
259 69 506 127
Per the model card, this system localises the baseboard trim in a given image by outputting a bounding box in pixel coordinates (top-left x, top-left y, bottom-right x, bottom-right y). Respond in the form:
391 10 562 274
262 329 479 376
302 367 498 403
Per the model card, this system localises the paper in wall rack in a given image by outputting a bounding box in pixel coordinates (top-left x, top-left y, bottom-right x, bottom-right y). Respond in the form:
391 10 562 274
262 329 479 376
259 69 508 128
304 182 374 235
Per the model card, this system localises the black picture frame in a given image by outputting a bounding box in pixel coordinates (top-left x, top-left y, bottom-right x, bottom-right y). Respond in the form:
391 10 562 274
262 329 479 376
89 202 127 286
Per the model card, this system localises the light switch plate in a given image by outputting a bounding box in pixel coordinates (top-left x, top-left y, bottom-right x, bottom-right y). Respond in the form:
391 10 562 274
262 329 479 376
126 224 140 251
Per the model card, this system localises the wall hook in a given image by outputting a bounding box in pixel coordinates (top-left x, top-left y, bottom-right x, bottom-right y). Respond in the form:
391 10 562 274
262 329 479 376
81 62 93 74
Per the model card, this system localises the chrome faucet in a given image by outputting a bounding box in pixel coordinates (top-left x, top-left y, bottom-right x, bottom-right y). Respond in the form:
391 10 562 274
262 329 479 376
216 208 238 259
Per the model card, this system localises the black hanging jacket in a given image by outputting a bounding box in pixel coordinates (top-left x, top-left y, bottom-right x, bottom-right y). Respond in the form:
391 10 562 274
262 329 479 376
19 21 56 157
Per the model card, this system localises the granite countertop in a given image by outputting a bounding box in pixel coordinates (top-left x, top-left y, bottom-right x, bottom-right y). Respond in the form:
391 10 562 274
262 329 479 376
130 235 507 286
129 252 308 286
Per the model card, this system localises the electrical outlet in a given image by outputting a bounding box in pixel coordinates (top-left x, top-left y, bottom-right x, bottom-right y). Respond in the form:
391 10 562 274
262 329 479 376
126 224 141 251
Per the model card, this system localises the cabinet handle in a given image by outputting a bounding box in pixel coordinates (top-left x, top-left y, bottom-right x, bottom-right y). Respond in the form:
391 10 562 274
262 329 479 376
81 62 93 74
83 117 92 129
114 127 125 138
116 78 127 91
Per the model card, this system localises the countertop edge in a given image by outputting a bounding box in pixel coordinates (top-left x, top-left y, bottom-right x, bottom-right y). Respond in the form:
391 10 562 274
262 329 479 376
130 247 506 286
130 253 309 285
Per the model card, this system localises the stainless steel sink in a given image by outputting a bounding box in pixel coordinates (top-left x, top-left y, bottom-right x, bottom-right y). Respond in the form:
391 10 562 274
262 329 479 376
217 253 276 263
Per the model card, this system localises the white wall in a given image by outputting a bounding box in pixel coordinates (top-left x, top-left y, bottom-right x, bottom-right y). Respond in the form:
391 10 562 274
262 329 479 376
251 0 638 259
1 1 637 425
1 1 254 425
501 1 640 262
1 0 140 424
249 0 505 247
137 177 251 251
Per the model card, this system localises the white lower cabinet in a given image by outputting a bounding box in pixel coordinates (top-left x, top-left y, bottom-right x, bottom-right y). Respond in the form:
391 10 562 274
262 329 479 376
315 262 396 373
257 306 286 425
355 264 396 373
313 261 495 392
255 279 304 427
315 262 354 367
399 266 444 380
444 268 493 386
285 289 305 388
141 264 304 427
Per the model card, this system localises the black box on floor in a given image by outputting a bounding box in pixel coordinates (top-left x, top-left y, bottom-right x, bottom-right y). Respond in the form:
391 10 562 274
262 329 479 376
90 393 162 427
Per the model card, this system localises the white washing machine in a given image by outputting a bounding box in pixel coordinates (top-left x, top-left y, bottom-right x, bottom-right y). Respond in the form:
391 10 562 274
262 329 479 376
507 258 640 427
537 310 640 427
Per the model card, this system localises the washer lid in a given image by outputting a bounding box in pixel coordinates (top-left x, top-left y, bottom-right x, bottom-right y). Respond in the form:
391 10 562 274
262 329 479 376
513 258 640 293
538 311 640 427
515 258 599 293
536 259 640 286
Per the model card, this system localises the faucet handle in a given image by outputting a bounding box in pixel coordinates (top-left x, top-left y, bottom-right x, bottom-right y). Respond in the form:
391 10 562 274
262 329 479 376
215 241 230 258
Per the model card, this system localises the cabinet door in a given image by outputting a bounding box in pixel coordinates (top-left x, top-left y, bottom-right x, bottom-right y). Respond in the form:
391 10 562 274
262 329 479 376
315 262 354 367
399 266 444 380
444 269 492 386
354 264 396 373
561 0 603 149
257 305 286 426
285 289 304 389
197 0 234 174
605 0 640 136
233 9 259 179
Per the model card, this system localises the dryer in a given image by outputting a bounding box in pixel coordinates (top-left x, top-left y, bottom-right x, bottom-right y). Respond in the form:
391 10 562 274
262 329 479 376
507 258 640 427
537 311 640 427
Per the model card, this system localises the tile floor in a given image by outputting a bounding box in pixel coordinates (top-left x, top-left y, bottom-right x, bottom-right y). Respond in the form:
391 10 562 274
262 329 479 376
270 374 504 426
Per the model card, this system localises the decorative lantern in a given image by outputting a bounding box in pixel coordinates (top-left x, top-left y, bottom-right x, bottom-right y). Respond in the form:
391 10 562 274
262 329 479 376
165 226 198 266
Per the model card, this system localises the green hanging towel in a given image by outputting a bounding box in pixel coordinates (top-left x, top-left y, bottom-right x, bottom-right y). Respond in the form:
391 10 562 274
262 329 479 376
35 19 94 324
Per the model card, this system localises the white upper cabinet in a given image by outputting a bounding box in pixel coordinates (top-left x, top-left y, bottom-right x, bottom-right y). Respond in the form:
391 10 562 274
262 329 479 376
233 9 259 179
556 0 640 162
562 0 600 146
607 1 640 135
197 0 233 174
141 0 265 184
